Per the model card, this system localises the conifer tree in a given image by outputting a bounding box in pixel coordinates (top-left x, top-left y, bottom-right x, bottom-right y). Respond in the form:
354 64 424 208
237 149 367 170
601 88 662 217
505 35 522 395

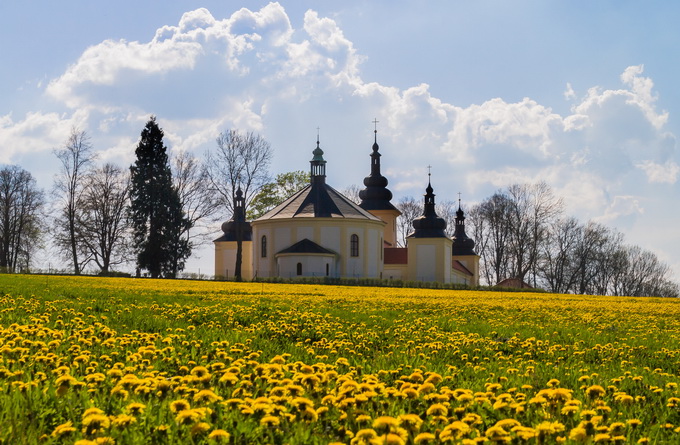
129 117 191 278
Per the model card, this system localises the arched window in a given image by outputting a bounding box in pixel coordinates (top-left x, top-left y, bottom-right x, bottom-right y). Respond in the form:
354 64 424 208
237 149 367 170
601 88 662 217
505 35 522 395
261 235 267 258
350 234 359 257
296 262 302 276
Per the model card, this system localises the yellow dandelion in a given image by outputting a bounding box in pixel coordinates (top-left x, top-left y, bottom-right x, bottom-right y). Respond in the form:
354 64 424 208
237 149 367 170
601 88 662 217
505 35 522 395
627 419 642 429
373 416 399 433
126 402 146 415
383 432 406 445
191 422 211 436
440 421 471 441
398 413 423 432
594 433 611 443
484 425 511 443
175 409 202 425
569 426 588 443
260 415 280 427
495 419 520 430
82 414 110 435
194 389 222 404
170 399 191 413
356 414 373 425
350 429 381 445
586 385 606 399
292 397 315 411
51 421 76 438
414 432 436 444
112 414 136 429
426 403 448 417
208 429 231 442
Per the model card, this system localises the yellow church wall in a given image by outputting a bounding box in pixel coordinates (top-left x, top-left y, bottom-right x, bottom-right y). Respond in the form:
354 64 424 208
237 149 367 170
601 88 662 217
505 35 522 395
214 240 253 280
407 237 453 283
251 218 385 279
368 209 400 247
383 264 407 281
452 255 480 286
276 253 336 278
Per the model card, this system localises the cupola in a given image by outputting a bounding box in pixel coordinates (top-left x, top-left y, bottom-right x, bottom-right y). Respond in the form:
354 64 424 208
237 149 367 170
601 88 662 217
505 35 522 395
408 175 447 238
359 126 398 211
310 135 326 185
217 187 252 241
451 199 476 255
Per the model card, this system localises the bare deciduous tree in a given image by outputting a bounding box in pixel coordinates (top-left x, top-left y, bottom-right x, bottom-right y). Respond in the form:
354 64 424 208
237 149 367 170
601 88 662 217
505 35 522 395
78 163 131 274
396 196 423 247
341 184 362 205
0 165 44 273
205 130 272 280
506 182 563 285
172 151 219 250
538 217 582 294
469 192 512 285
437 200 458 239
53 128 96 274
205 130 272 216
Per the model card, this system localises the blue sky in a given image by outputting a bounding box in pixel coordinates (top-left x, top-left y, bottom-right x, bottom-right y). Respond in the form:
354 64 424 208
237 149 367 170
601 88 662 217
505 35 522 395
2 1 680 279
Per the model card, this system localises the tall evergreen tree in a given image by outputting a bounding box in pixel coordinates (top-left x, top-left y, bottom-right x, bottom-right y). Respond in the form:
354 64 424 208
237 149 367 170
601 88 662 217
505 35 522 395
129 117 191 278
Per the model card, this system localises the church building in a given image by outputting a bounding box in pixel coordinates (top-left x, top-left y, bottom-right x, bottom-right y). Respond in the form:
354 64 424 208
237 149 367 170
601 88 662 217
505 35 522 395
214 129 479 285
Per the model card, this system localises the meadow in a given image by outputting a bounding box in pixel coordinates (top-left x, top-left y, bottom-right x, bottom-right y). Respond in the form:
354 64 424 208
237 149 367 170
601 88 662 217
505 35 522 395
0 274 678 444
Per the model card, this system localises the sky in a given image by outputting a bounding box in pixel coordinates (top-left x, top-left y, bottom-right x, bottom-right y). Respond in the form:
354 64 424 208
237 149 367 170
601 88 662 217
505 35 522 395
2 1 680 279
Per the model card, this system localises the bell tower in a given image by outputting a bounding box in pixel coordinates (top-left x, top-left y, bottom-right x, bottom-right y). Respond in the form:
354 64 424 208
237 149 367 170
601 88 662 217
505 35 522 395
358 120 401 247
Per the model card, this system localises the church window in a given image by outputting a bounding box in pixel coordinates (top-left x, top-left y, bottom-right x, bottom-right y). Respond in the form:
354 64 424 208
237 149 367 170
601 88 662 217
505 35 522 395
326 263 330 276
350 234 359 257
296 262 302 276
261 236 267 257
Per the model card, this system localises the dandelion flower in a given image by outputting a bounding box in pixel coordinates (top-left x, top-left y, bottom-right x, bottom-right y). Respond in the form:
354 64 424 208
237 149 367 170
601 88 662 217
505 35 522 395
426 403 448 417
414 432 436 444
260 415 280 427
208 429 231 442
112 414 136 429
170 399 191 413
373 416 399 433
51 421 76 438
194 389 222 404
569 426 588 442
126 402 146 415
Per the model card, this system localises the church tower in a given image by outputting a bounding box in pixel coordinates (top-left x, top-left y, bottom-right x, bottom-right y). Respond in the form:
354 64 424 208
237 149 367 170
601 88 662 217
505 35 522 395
214 187 253 280
451 199 480 286
406 176 452 283
359 123 401 247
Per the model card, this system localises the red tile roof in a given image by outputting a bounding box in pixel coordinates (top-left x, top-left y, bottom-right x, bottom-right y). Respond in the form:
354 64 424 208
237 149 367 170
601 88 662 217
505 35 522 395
452 260 473 276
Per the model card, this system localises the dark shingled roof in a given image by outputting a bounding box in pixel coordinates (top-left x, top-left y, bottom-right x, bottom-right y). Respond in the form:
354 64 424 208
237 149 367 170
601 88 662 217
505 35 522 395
277 238 337 255
256 183 382 221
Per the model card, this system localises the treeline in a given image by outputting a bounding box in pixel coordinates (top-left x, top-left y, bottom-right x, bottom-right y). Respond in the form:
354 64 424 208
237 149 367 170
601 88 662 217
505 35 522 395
0 117 275 279
395 182 678 298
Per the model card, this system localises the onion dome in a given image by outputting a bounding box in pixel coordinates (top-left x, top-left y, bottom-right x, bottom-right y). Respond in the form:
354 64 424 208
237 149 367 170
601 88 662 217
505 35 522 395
408 178 447 238
359 128 398 212
215 188 252 241
452 202 475 255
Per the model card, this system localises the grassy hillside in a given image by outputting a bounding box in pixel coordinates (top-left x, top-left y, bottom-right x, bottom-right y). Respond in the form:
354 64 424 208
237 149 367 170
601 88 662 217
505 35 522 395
0 274 678 444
